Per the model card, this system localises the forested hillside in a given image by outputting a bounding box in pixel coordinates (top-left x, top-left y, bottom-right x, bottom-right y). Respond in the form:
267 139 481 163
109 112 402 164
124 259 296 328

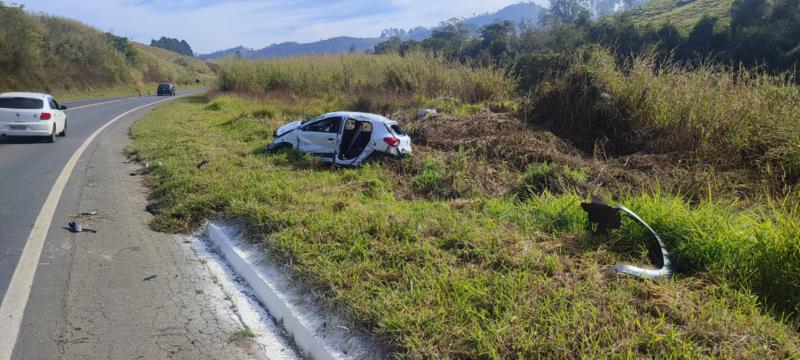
620 0 735 28
0 2 215 96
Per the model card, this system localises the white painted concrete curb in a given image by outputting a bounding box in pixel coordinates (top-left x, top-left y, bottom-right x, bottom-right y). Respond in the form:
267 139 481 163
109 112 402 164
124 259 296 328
207 224 339 360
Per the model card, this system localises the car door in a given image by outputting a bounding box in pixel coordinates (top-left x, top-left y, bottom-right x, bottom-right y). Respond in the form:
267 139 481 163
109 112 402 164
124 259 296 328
297 116 342 158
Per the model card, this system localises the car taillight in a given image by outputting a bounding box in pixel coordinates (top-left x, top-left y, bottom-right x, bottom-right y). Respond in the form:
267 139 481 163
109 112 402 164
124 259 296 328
383 137 400 147
39 112 52 120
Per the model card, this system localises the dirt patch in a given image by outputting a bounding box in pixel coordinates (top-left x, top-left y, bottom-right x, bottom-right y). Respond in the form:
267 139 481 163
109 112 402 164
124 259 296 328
517 71 638 156
385 111 701 200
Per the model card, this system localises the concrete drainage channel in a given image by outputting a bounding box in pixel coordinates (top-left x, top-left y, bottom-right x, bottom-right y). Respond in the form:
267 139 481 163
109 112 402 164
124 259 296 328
195 222 388 360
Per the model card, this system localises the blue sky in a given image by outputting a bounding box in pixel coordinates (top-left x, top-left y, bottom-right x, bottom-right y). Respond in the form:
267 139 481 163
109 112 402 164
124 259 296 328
18 0 547 54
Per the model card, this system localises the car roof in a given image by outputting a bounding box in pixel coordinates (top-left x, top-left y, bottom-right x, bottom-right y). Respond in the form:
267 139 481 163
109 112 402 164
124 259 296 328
0 92 51 100
323 111 396 124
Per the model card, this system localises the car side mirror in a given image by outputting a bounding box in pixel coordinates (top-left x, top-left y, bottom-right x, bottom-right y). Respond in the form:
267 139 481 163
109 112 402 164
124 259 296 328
60 105 68 110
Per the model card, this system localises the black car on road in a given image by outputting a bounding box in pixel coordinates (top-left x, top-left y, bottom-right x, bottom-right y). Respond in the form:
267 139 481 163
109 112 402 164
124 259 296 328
157 83 176 96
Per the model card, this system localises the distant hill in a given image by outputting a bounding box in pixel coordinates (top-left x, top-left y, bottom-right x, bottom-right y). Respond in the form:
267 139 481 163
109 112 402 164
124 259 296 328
616 0 735 29
462 2 546 30
200 36 385 60
200 2 548 60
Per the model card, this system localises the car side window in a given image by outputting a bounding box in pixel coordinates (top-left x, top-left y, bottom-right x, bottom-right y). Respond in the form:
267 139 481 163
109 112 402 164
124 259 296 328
303 117 342 133
48 98 58 109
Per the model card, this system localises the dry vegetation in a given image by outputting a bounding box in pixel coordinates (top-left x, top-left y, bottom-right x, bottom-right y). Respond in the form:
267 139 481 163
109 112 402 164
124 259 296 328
218 51 514 106
0 3 215 97
521 50 800 193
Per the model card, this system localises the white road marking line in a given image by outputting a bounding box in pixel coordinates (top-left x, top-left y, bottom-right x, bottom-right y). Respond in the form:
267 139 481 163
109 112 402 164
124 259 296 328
0 95 185 359
65 99 124 111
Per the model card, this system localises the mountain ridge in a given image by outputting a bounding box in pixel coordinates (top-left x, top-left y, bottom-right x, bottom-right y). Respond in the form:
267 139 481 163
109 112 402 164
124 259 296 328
199 2 548 60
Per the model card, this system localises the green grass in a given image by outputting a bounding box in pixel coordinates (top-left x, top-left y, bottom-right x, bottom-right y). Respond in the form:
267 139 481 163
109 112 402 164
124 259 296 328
129 94 800 358
230 327 256 342
619 0 735 30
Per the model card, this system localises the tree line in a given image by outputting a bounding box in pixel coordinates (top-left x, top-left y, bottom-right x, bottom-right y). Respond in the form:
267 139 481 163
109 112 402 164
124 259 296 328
151 36 194 57
374 0 800 91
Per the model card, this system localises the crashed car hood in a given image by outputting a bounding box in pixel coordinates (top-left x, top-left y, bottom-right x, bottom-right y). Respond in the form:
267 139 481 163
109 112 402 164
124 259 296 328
275 121 301 138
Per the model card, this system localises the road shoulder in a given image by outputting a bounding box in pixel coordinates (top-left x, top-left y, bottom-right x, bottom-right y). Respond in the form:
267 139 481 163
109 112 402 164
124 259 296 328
14 105 271 360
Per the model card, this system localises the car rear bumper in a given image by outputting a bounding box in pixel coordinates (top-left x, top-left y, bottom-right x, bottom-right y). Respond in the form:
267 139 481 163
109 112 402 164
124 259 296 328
0 122 53 136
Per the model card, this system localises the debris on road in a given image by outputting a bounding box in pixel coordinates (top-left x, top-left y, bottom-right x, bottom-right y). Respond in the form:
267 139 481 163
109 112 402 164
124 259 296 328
67 220 97 234
581 196 672 280
142 275 157 281
68 220 82 233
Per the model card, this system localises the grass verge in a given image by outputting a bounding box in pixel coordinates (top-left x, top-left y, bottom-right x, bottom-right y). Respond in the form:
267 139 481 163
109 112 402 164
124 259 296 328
129 94 799 358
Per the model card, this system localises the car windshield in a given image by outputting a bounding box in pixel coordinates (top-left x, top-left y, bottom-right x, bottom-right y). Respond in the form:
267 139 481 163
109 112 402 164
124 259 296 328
391 124 407 136
300 114 326 125
158 84 171 89
0 97 44 109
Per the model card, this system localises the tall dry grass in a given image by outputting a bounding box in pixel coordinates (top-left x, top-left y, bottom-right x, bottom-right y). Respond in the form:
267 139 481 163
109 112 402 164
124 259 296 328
217 51 515 104
523 49 800 185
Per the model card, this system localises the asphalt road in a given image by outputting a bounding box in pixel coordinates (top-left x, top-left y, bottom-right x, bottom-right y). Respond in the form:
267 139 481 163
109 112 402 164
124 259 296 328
0 90 289 359
0 92 194 301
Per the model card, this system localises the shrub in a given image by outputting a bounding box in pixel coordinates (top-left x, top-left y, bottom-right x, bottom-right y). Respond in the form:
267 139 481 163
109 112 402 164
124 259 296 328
521 48 800 186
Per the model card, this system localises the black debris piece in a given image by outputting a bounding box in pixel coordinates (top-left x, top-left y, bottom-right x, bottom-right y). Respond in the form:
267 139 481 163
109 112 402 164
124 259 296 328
580 195 621 234
580 195 672 280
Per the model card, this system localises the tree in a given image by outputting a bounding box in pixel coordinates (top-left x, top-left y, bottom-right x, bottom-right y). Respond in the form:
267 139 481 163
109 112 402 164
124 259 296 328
150 37 194 57
731 0 768 33
542 0 592 26
654 23 683 57
380 28 406 38
421 19 472 59
680 16 727 60
106 33 141 65
479 20 517 62
374 36 402 54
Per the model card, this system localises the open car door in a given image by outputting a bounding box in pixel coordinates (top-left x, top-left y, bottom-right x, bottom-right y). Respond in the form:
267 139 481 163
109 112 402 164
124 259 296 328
296 116 342 160
336 118 374 165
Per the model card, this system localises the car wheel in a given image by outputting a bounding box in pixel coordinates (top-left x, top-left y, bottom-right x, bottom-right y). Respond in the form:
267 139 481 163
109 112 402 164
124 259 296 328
268 143 292 153
58 120 67 137
362 151 390 164
46 125 56 143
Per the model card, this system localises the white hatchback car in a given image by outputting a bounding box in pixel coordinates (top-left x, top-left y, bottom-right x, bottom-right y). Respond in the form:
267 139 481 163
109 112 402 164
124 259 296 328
0 92 68 143
268 112 412 166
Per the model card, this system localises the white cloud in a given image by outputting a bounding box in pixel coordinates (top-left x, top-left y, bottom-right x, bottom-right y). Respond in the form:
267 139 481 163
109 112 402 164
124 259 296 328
18 0 548 53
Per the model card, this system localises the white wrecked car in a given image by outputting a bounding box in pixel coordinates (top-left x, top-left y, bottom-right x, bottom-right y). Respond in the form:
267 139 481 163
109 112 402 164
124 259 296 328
267 112 412 166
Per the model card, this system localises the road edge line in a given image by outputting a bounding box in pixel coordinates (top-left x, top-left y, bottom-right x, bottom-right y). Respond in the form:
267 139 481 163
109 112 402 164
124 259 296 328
0 95 185 359
206 224 338 360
